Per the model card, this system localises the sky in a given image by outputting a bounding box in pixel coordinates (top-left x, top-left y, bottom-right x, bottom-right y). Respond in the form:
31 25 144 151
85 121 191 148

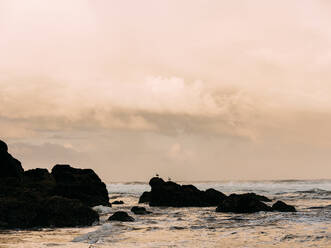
1 0 331 182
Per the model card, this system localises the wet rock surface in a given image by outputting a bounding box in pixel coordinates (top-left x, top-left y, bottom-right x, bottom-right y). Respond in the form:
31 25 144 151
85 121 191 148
131 206 152 215
272 200 296 212
108 211 135 222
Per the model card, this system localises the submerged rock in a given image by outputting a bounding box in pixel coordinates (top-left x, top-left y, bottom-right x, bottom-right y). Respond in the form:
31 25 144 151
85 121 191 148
145 177 227 207
272 201 296 212
108 211 135 222
52 164 110 207
112 200 124 205
138 191 151 203
131 206 152 215
216 193 272 213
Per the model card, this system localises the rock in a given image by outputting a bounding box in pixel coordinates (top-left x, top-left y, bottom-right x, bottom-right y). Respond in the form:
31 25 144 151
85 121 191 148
272 201 296 212
138 191 151 203
108 211 134 222
112 200 124 205
0 195 99 229
146 177 227 207
149 177 165 188
204 188 228 205
40 196 99 227
51 164 110 207
216 193 272 213
0 195 43 229
0 140 111 229
23 168 56 196
0 140 24 179
242 193 272 202
0 140 8 152
131 206 152 215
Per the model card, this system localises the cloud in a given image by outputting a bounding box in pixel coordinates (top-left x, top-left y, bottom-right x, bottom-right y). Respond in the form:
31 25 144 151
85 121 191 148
9 142 82 170
1 0 331 180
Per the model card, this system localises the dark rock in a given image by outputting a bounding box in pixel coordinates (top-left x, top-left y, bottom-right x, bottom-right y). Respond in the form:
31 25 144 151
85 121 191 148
40 196 99 227
0 195 42 229
241 193 272 202
149 177 165 188
23 169 56 196
204 188 227 205
108 211 134 222
0 140 24 179
51 164 110 207
112 200 124 205
0 140 111 229
139 191 151 203
0 195 99 229
131 206 152 215
0 140 8 152
216 193 272 213
146 177 227 207
272 201 296 212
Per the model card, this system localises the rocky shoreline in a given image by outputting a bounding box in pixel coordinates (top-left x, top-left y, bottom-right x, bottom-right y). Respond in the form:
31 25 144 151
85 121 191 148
0 140 109 229
1 139 296 229
139 176 296 213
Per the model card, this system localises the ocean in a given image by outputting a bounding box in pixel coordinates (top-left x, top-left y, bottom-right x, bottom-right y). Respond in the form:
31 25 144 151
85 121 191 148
0 180 330 247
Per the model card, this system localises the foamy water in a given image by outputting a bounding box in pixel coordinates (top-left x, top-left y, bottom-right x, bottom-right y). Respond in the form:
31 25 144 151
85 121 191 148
1 180 330 247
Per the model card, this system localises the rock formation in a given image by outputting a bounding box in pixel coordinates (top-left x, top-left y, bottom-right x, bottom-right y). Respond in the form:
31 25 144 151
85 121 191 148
0 140 109 229
145 177 227 207
108 211 135 222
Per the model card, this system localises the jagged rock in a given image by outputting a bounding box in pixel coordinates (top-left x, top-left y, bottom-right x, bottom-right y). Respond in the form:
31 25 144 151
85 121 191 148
272 201 296 212
51 164 110 207
112 200 124 205
216 193 272 213
139 191 151 203
146 177 227 207
131 206 152 215
0 140 108 229
108 211 134 222
0 140 8 152
0 140 24 179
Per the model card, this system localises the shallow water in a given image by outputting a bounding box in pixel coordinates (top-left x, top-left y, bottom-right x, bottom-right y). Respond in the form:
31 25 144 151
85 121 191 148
1 180 330 247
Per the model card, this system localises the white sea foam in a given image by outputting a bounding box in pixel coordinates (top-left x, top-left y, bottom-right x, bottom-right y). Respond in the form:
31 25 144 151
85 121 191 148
72 223 113 244
92 205 112 215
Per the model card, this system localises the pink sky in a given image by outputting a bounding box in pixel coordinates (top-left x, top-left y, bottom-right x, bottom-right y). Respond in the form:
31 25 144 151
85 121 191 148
1 0 331 181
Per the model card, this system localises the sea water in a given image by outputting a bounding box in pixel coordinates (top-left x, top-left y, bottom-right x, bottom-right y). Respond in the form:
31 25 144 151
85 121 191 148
0 180 330 247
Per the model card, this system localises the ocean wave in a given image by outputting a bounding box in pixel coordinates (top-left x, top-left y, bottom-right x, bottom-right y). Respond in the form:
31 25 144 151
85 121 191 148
295 188 331 194
72 223 113 244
